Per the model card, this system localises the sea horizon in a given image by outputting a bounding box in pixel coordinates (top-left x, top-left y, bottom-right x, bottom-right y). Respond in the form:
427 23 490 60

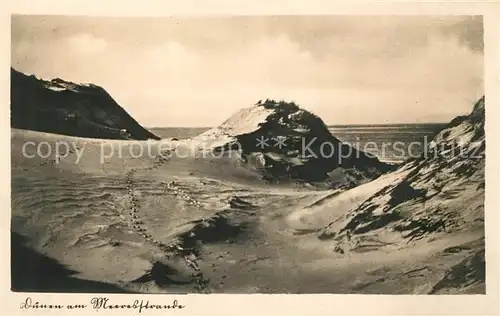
147 122 449 129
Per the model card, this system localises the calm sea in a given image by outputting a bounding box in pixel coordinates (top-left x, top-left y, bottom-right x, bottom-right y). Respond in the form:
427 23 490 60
149 123 446 164
329 124 446 164
149 127 210 140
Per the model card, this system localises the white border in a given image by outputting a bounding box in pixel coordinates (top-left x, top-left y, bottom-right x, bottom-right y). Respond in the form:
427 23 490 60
2 1 499 315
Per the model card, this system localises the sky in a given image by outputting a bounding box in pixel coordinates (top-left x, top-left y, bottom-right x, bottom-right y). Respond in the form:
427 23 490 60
11 15 484 127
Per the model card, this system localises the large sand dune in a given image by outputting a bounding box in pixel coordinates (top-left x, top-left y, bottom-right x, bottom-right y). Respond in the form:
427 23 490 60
11 68 159 141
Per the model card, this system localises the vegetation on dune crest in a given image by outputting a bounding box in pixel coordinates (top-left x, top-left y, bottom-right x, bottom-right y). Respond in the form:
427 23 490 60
221 99 393 184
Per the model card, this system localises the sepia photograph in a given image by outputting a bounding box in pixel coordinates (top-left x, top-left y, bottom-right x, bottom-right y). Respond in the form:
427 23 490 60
10 14 487 296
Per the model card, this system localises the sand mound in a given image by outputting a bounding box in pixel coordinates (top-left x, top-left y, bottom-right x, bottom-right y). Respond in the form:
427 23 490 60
11 68 159 140
198 99 391 184
131 261 192 288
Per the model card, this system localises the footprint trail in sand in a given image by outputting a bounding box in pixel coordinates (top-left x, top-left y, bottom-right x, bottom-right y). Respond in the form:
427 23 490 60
123 152 209 292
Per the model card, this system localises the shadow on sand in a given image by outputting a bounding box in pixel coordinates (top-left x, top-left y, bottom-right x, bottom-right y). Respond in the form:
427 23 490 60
11 232 130 293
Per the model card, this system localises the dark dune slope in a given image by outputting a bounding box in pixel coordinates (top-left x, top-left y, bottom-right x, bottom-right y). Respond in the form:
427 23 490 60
10 68 160 140
198 99 392 184
319 96 485 257
11 232 130 293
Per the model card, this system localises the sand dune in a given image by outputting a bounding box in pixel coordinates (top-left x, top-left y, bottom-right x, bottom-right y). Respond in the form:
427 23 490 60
11 68 159 140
